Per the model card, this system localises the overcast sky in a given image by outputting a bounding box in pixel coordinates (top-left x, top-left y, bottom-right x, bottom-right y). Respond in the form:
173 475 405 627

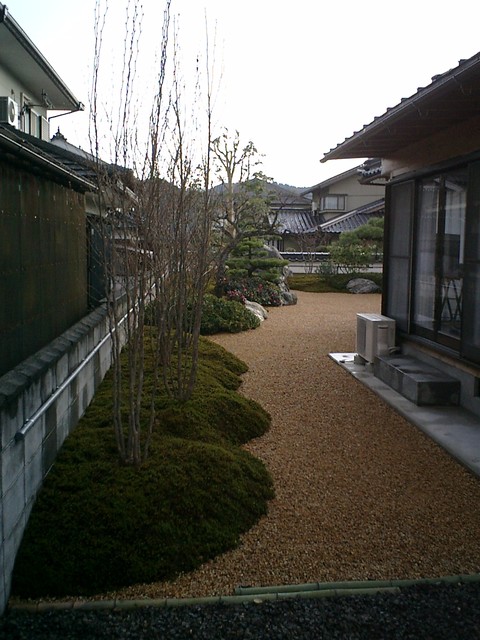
5 0 480 187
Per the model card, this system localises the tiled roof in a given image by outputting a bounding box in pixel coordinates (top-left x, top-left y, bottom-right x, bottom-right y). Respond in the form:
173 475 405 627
0 126 135 196
358 158 384 183
0 124 95 190
319 199 384 233
268 209 324 235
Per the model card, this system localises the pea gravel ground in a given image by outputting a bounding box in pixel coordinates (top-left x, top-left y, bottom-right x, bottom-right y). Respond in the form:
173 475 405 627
108 291 480 601
5 291 480 638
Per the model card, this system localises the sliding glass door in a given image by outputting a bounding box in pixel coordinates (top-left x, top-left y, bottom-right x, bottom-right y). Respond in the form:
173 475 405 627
462 161 480 363
412 168 467 348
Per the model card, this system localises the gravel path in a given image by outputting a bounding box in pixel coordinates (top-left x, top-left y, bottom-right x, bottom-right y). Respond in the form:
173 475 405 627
108 291 480 600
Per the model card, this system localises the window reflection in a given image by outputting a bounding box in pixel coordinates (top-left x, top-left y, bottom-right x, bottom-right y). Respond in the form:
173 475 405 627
413 169 467 344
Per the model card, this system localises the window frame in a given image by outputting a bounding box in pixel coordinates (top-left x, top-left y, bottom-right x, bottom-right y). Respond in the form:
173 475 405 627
386 158 480 364
319 194 346 212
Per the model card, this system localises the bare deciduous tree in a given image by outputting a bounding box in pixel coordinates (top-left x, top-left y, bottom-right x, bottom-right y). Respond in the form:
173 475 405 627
296 228 326 273
89 0 216 465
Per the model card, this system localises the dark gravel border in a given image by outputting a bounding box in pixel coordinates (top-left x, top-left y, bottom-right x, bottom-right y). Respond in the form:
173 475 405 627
2 582 480 639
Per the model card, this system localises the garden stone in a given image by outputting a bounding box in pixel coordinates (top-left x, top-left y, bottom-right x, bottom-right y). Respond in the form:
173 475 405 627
245 300 268 321
346 278 381 294
279 288 298 305
262 245 298 306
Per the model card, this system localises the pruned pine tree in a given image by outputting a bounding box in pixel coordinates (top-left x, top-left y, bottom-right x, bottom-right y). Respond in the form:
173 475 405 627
211 130 279 295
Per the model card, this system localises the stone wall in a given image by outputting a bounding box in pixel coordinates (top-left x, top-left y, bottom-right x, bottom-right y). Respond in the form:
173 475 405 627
0 303 119 614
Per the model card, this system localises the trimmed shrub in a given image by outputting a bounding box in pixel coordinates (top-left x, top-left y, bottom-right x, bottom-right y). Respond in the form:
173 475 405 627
222 276 282 307
12 440 273 598
146 294 260 335
199 294 260 334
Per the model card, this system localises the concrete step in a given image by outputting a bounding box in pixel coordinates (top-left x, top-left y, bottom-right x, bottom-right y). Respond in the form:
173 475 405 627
374 355 461 406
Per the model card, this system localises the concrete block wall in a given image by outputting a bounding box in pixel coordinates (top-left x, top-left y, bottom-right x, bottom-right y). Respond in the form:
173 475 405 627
0 303 118 614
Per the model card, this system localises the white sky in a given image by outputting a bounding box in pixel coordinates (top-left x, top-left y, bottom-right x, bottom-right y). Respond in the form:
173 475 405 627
5 0 480 187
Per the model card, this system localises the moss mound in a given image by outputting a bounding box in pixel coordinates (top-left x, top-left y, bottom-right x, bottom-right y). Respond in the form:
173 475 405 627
11 338 273 599
288 272 383 293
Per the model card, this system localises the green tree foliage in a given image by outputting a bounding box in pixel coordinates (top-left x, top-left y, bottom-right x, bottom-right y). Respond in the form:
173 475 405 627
196 294 260 334
325 217 384 273
355 216 384 242
211 130 279 294
226 237 287 282
354 216 384 260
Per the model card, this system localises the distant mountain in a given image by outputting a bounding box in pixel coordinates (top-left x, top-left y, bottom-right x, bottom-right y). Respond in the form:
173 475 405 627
213 179 312 202
274 182 310 195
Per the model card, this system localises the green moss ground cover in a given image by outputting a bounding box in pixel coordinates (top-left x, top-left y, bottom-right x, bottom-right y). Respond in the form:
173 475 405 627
287 272 383 293
11 337 273 599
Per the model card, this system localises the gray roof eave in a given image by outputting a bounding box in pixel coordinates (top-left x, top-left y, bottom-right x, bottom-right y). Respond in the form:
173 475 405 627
321 52 480 162
0 4 84 111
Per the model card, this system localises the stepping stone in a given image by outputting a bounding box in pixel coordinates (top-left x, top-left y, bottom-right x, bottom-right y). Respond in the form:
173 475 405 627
374 355 460 406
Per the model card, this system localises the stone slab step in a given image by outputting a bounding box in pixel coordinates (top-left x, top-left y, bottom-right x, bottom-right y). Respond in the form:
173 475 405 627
374 355 461 406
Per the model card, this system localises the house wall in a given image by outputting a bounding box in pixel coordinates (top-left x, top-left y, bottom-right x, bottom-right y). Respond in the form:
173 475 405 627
0 301 125 614
0 67 48 137
0 162 89 378
311 173 384 216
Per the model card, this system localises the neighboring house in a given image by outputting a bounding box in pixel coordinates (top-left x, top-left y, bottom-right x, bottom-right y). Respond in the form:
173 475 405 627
0 4 83 137
302 164 385 223
318 197 384 240
49 129 139 301
264 184 318 252
322 51 480 419
0 3 86 375
0 5 127 614
266 168 385 256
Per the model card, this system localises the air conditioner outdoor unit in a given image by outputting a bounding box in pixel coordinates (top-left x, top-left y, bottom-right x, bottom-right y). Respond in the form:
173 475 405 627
0 96 19 127
356 313 395 363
